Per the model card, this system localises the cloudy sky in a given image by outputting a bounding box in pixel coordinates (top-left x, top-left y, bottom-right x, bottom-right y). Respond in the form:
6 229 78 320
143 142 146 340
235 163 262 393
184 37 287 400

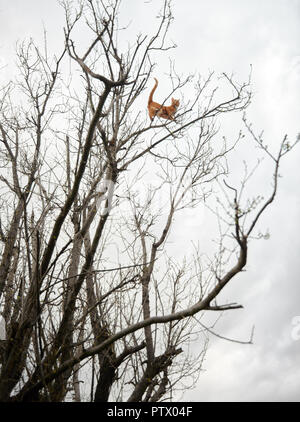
0 0 299 402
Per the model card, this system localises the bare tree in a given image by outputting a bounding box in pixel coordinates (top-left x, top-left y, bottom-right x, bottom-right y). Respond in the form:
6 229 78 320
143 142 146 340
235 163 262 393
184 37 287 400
0 0 298 402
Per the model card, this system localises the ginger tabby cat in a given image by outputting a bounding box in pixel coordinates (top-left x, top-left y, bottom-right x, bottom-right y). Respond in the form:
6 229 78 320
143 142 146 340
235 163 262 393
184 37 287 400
148 78 179 121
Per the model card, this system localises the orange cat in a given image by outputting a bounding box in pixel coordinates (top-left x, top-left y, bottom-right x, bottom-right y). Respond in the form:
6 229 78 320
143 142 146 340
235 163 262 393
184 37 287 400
148 78 179 121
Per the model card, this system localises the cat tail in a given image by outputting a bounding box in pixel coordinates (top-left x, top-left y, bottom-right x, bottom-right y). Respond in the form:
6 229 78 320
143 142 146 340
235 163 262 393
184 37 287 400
148 78 158 105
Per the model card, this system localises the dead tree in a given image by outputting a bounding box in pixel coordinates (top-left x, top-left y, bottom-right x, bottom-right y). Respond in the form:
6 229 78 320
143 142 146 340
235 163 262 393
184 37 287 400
0 0 298 402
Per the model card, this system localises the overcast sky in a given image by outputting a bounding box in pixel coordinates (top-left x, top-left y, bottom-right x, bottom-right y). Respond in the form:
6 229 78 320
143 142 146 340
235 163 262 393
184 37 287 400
0 0 300 402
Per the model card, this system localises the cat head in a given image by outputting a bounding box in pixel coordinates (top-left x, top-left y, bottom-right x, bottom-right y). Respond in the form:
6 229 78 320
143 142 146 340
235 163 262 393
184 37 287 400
171 98 180 108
